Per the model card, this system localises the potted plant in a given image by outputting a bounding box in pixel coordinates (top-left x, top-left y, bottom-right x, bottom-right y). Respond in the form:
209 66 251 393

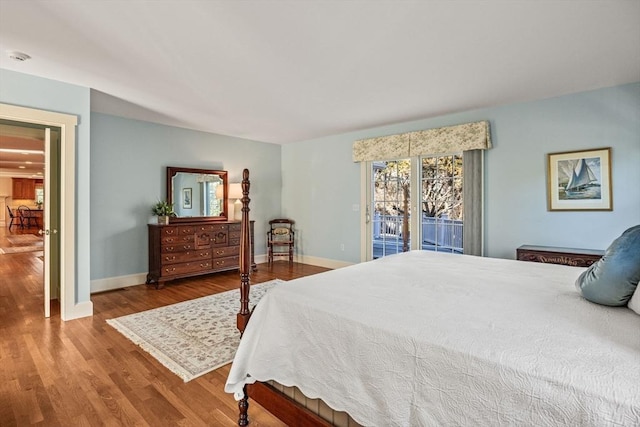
151 200 174 225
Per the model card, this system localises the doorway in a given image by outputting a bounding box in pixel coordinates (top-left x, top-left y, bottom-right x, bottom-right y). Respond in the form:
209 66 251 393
0 103 81 320
0 120 61 317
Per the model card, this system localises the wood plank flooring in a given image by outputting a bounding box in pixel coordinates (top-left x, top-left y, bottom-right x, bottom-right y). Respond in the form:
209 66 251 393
0 225 330 426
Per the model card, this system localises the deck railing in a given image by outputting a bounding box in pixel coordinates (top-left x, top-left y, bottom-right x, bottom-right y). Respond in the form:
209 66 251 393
372 213 463 253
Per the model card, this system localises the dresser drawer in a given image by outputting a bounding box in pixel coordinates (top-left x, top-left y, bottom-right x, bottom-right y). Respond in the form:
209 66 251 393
161 242 197 253
212 229 229 246
194 225 212 233
211 224 229 232
213 255 239 270
160 260 212 277
161 234 194 244
161 225 202 237
228 223 241 246
213 246 240 259
194 231 212 249
161 250 211 265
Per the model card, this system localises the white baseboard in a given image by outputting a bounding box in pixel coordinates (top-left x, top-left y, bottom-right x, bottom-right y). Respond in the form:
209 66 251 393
91 272 148 294
294 254 354 269
63 300 93 321
89 255 352 295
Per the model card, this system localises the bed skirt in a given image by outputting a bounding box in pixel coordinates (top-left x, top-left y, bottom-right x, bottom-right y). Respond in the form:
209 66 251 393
266 381 362 427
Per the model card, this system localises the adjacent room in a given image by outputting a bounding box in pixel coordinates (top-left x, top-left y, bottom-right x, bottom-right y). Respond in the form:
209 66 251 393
1 1 639 426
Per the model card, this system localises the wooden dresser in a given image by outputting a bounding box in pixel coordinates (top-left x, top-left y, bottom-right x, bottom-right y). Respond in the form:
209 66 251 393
147 220 255 288
516 245 604 267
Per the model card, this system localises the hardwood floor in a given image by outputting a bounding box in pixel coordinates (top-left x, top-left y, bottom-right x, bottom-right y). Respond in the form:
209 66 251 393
0 225 330 426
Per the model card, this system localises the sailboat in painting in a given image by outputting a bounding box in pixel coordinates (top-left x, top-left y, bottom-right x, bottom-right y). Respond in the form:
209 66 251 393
565 158 598 194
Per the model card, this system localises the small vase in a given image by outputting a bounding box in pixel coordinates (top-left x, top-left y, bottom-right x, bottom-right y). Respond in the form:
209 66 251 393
158 215 170 225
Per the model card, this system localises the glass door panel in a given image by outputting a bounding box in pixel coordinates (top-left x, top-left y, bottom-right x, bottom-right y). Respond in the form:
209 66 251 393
371 160 411 259
420 154 463 253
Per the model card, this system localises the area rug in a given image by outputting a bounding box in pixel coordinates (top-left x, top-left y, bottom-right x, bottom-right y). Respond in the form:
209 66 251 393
0 245 44 254
107 279 283 382
7 234 43 245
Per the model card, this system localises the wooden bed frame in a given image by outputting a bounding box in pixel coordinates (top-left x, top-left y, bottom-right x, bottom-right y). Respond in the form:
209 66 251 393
235 169 332 426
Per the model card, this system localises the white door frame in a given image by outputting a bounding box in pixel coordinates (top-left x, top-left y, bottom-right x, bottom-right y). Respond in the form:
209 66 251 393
359 163 369 262
0 103 79 320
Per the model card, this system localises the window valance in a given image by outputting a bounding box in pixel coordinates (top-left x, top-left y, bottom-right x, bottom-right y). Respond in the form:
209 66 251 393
352 133 410 163
353 120 491 162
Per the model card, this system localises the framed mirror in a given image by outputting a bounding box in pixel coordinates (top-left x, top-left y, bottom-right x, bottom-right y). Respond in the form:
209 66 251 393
166 167 228 222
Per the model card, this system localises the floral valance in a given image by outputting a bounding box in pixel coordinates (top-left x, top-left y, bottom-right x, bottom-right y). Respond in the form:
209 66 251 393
352 133 410 163
353 120 491 162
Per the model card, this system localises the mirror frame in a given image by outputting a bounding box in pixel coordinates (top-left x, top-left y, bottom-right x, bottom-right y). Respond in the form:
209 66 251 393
166 166 228 223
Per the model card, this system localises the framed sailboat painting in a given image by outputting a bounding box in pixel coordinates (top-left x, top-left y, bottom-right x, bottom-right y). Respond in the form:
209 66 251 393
547 147 612 211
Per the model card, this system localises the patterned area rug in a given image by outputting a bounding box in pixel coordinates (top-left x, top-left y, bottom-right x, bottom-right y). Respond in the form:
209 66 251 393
0 245 44 254
107 279 283 382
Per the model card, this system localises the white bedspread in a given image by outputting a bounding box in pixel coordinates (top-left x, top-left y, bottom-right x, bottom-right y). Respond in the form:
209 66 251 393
225 251 640 426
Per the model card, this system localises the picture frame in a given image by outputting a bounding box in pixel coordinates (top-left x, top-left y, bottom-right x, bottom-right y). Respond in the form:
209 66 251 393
183 188 192 209
547 147 612 211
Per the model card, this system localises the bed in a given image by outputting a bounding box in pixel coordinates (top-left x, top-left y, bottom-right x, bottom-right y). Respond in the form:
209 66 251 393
226 169 640 426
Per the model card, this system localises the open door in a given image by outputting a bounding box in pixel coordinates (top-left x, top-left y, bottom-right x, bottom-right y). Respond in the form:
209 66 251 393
41 127 61 317
42 128 51 317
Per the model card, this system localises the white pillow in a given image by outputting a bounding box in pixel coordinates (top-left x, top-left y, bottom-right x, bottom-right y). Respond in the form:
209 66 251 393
628 287 640 315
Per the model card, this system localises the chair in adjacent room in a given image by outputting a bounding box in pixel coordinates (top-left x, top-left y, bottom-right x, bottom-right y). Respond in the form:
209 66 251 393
267 218 295 265
7 206 21 229
18 205 38 229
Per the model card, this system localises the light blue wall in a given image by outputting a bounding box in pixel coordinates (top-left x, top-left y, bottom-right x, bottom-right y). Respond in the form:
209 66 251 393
4 67 638 287
90 113 281 281
282 83 640 262
0 69 92 303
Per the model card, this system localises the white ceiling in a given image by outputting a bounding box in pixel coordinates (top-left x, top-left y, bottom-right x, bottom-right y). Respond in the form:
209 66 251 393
0 1 638 144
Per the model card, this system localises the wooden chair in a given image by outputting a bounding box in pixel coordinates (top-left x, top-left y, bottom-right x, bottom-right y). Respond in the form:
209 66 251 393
18 205 38 229
7 206 21 229
267 219 295 264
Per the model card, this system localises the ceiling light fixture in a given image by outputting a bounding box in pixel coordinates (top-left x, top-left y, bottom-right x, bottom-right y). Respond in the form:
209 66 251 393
7 51 31 62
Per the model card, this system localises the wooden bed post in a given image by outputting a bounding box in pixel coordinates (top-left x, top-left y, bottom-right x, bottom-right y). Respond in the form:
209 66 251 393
237 168 252 336
237 169 251 426
234 168 341 427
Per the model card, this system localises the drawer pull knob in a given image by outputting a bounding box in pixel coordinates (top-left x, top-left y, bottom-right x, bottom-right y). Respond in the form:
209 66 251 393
165 267 176 272
164 256 176 261
165 229 175 234
201 252 209 257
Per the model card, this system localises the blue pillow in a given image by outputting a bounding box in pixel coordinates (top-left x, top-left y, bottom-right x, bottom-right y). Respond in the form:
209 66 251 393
575 225 640 306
